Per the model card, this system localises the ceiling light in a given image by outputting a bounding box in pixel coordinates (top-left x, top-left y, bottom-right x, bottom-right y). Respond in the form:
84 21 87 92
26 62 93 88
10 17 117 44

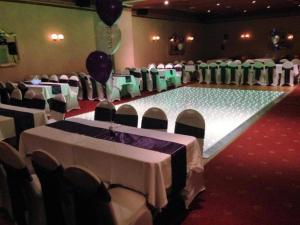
216 3 220 6
243 9 247 13
267 5 271 9
287 34 294 40
252 0 256 4
207 9 211 13
164 0 169 6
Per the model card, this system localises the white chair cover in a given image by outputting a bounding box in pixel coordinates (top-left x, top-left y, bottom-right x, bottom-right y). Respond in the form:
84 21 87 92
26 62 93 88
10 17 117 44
280 61 295 86
148 63 156 69
157 63 165 69
49 74 59 83
280 59 289 64
41 74 49 82
187 60 194 65
115 104 138 127
226 62 239 85
69 75 80 96
217 62 227 84
49 94 66 121
165 63 173 69
253 62 265 85
208 63 218 84
59 74 69 83
10 88 22 106
141 107 168 131
198 63 208 84
240 62 252 85
94 100 116 122
150 68 167 92
106 75 121 102
265 61 276 86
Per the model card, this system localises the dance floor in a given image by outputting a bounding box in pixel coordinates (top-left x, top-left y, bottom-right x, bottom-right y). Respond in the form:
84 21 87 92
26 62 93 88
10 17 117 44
71 87 284 158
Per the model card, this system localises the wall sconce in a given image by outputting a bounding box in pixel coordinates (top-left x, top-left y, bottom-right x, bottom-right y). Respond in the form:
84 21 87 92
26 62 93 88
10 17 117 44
287 34 294 40
170 37 175 42
51 33 64 41
240 33 251 40
186 36 194 42
152 35 160 41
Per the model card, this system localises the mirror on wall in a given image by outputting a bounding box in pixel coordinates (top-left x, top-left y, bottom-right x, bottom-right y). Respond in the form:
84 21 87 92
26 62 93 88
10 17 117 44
0 29 19 67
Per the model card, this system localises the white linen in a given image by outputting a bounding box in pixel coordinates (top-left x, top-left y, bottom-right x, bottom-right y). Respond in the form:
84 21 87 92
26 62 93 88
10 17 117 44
275 64 299 86
19 117 204 209
0 116 15 141
0 104 47 128
113 75 141 98
184 65 196 72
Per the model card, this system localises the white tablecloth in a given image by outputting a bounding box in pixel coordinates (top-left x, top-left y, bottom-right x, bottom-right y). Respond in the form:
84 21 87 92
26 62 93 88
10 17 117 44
0 116 15 141
20 118 204 209
0 104 47 131
184 65 196 72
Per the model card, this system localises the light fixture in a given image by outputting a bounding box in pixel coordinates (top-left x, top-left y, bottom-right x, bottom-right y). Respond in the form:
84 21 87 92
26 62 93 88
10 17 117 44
51 33 64 41
267 5 271 9
287 34 294 40
240 32 251 39
164 0 169 5
207 9 211 13
170 37 175 42
186 36 194 41
243 9 247 13
152 35 160 41
216 3 220 6
252 0 256 4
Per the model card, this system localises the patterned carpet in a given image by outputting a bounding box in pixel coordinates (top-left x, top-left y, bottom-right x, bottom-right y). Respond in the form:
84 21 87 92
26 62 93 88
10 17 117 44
182 85 300 225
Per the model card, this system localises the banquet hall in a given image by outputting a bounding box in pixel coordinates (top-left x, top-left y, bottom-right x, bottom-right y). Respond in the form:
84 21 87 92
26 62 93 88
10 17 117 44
0 0 300 225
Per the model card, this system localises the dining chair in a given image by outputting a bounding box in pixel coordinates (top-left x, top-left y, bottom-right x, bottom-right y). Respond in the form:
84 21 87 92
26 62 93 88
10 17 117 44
31 93 46 110
141 107 168 131
148 63 156 69
68 75 80 96
198 63 208 84
281 61 295 86
41 74 49 82
0 141 45 225
49 94 67 121
5 82 15 95
140 67 151 92
105 75 121 103
64 166 153 225
150 68 167 92
0 83 10 104
165 63 173 69
17 82 29 98
94 100 116 122
240 62 252 85
157 63 165 69
279 58 289 64
208 63 218 84
226 62 239 85
291 58 300 84
218 62 227 84
10 88 23 107
31 150 72 225
253 62 265 85
265 61 276 86
59 75 69 83
115 104 138 127
49 74 59 83
23 89 36 108
174 109 205 149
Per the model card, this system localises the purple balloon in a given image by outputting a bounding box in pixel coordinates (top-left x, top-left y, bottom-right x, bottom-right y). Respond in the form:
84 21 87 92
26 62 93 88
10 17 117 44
96 0 123 27
86 51 112 84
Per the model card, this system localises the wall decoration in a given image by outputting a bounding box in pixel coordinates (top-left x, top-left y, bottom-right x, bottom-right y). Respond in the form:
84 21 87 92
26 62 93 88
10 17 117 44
270 28 293 50
169 33 185 55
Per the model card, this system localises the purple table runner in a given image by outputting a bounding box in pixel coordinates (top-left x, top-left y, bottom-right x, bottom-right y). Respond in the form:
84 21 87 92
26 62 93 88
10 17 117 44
47 120 187 194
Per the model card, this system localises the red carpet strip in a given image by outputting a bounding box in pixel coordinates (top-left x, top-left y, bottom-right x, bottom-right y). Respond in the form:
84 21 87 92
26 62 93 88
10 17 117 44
182 86 300 225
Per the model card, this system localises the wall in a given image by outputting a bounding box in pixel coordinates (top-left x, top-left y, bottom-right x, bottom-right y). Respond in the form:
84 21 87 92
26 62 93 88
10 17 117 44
202 15 300 60
132 16 205 68
0 1 97 81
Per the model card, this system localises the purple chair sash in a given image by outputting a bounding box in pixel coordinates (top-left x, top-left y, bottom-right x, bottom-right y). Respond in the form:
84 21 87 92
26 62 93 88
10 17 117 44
68 80 79 87
114 114 138 127
283 68 292 85
79 76 88 100
47 120 187 194
90 77 98 99
94 107 116 122
242 67 250 84
0 107 34 141
142 117 168 130
266 67 275 85
0 88 10 104
141 71 148 91
175 122 205 139
48 99 66 113
59 79 69 83
254 68 263 81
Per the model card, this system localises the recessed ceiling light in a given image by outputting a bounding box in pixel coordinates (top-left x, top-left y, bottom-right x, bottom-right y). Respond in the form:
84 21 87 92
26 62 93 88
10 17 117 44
267 5 271 9
164 0 169 5
252 0 256 4
207 9 211 13
216 3 220 6
243 9 247 13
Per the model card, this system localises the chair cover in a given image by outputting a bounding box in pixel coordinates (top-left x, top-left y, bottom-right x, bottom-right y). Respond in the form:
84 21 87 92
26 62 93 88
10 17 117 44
208 63 218 84
141 107 168 131
0 84 10 104
10 88 23 107
68 76 80 96
157 63 165 69
0 141 45 225
240 62 252 85
150 68 167 92
265 61 276 86
49 75 59 83
5 82 15 95
199 63 208 84
173 60 179 65
17 82 29 98
187 60 194 65
148 63 156 69
253 62 265 85
280 59 289 64
49 94 66 121
64 166 152 225
196 60 202 64
172 64 183 88
31 93 46 110
94 100 116 122
78 73 88 100
175 109 205 149
115 104 138 127
245 59 255 64
41 74 49 82
23 90 36 108
226 62 239 85
140 68 151 91
165 63 173 69
105 75 121 102
281 61 295 86
59 75 69 84
218 62 227 84
31 150 72 225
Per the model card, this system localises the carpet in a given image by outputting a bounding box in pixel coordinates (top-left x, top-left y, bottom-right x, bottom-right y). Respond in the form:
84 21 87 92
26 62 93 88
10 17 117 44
182 86 300 225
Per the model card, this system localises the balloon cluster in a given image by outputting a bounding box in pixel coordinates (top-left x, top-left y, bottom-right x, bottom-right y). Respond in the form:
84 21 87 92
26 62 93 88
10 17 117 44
271 28 281 50
86 0 123 84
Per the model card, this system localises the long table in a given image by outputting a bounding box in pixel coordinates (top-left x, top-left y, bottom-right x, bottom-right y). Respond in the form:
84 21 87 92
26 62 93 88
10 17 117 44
0 116 15 141
20 117 204 209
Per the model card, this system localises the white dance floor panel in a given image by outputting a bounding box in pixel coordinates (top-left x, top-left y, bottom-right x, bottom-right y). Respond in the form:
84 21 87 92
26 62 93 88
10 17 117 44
73 87 283 158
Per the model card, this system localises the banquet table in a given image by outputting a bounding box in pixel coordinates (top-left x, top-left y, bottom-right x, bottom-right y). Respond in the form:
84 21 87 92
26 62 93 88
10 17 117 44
113 75 141 98
20 118 204 209
0 116 15 141
0 103 47 140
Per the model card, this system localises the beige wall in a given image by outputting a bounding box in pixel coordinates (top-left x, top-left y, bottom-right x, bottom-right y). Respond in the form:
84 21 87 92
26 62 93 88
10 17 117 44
202 16 300 60
0 1 96 81
132 17 205 68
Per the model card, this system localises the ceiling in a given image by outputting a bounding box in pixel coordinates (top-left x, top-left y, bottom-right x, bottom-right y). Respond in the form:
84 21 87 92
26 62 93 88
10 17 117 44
132 0 300 21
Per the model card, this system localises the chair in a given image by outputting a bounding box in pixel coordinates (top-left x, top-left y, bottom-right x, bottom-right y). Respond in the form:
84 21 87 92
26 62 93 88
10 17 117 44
165 63 173 69
208 63 218 84
0 82 10 104
281 61 295 86
226 62 239 85
59 75 69 83
196 60 203 64
245 59 255 64
64 166 152 225
157 63 165 69
5 82 15 95
94 100 116 122
41 74 49 82
0 141 45 225
140 68 152 92
292 58 300 83
279 59 289 64
23 89 36 108
105 75 121 102
253 62 265 85
180 60 186 64
78 73 88 100
31 150 71 225
17 82 29 98
240 62 252 85
10 88 23 107
49 94 66 121
198 63 208 84
31 93 46 110
171 64 182 88
150 68 167 92
148 63 156 69
68 75 80 96
141 107 168 131
174 109 205 149
187 60 194 65
218 62 227 84
265 61 276 86
49 75 59 83
115 104 138 127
